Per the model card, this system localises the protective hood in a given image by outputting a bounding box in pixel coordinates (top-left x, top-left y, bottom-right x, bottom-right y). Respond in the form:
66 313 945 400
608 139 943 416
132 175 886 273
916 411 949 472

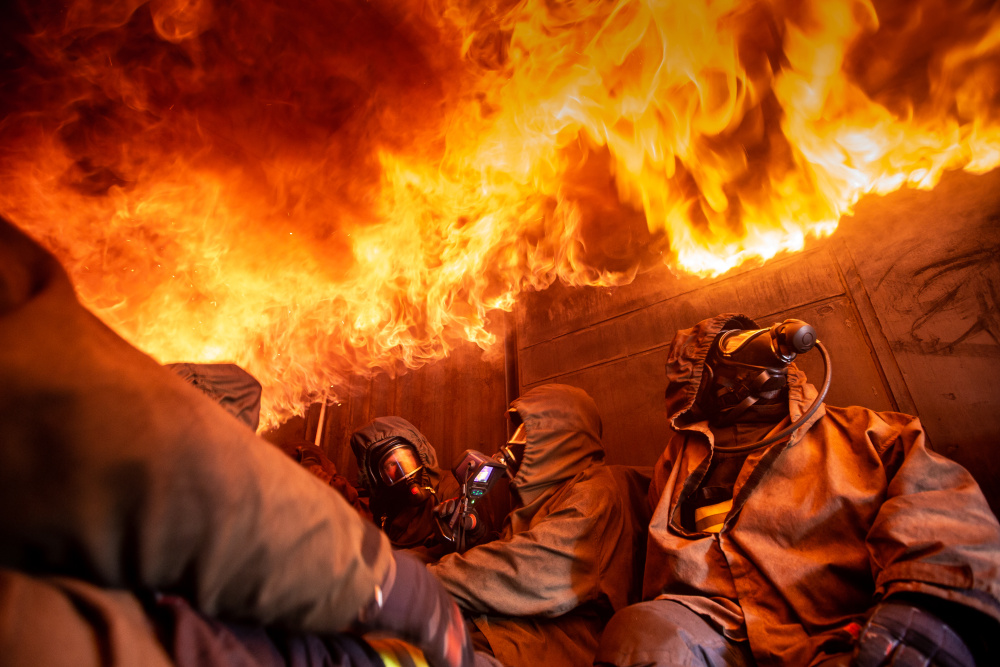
350 416 440 494
165 362 262 431
663 313 765 429
509 384 604 504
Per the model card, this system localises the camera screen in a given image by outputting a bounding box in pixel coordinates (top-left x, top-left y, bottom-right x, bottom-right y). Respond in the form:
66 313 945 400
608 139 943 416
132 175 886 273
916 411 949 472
474 466 493 483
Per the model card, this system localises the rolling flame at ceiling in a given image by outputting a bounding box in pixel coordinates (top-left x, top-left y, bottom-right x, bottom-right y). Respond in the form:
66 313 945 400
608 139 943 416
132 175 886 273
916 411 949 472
0 0 998 425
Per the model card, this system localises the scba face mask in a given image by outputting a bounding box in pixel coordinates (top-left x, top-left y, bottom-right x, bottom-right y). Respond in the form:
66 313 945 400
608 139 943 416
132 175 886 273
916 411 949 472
368 437 432 507
495 408 527 479
696 319 817 425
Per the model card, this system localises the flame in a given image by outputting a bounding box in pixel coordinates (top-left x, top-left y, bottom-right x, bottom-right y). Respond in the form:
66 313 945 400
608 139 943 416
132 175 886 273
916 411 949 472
1 0 998 425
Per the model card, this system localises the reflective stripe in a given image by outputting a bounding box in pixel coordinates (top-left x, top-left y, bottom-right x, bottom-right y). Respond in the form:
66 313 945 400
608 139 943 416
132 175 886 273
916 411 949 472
366 637 429 667
694 498 733 533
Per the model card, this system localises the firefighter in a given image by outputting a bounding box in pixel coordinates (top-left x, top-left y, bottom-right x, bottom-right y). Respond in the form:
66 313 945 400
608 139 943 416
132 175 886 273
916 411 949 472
277 439 374 522
0 217 478 667
428 383 651 667
595 313 1000 667
350 416 464 561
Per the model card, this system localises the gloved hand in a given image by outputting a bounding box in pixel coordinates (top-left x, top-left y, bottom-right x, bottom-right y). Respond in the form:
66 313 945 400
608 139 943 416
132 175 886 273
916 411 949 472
357 550 473 667
434 498 460 519
851 601 975 667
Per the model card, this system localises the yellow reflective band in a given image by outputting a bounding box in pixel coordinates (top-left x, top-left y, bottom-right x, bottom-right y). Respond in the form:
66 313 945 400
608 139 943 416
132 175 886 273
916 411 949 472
366 637 430 667
694 498 733 533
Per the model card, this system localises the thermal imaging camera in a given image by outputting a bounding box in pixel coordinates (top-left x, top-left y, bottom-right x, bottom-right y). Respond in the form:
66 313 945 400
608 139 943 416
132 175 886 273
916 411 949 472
435 449 509 552
452 449 507 507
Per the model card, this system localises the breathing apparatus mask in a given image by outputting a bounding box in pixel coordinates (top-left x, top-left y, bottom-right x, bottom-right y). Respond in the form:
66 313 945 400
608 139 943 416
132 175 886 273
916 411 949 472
495 407 527 478
366 436 433 508
695 318 832 453
435 408 526 552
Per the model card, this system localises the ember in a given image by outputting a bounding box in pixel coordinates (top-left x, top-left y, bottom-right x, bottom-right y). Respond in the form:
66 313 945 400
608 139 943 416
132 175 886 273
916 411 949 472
1 0 997 425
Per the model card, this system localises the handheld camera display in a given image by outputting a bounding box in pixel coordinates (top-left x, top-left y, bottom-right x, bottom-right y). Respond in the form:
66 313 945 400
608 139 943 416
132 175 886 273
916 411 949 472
435 449 509 553
454 450 506 504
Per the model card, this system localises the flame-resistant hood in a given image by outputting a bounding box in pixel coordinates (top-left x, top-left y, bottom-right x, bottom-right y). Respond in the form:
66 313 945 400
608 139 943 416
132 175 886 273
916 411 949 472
350 416 440 494
509 383 604 505
663 313 764 428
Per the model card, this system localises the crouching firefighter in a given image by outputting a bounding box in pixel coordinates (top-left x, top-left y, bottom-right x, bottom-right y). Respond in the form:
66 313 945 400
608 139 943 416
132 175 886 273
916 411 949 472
350 416 461 560
428 383 651 667
595 313 1000 667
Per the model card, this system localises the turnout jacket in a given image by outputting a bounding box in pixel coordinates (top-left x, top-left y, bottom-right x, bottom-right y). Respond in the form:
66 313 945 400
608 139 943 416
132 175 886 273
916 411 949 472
428 384 650 667
645 313 1000 666
0 218 393 662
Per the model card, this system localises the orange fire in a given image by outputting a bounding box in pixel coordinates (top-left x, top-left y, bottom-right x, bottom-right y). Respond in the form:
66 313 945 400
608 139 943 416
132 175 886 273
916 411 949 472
1 0 997 425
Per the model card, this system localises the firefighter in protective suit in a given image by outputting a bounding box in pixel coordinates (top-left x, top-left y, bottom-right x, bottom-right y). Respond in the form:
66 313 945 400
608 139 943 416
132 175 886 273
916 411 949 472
0 217 478 667
428 383 651 667
595 313 1000 667
350 416 459 559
